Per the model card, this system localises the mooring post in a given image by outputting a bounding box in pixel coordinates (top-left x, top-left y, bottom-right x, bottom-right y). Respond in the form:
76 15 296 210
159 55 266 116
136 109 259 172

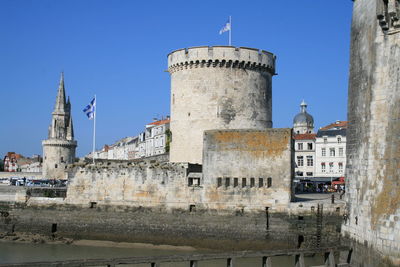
262 256 272 267
189 260 198 267
227 257 235 267
294 253 305 267
324 250 336 266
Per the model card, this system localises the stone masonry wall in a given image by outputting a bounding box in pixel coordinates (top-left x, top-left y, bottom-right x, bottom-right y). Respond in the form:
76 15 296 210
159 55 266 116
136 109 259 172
343 0 400 264
202 129 293 212
0 202 343 251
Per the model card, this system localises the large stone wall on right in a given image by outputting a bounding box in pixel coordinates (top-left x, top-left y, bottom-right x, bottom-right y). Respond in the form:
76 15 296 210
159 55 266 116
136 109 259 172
342 0 400 263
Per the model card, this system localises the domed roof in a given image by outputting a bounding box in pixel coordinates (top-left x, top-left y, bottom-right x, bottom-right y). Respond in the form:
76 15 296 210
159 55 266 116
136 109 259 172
293 100 314 125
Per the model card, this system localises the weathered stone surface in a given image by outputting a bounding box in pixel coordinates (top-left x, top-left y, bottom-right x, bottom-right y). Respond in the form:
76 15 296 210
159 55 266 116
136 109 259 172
202 129 293 211
168 46 275 164
343 0 400 264
0 202 343 250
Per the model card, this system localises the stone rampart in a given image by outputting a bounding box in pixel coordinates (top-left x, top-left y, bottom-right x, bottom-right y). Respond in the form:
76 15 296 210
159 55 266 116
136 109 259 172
0 202 343 250
202 129 293 211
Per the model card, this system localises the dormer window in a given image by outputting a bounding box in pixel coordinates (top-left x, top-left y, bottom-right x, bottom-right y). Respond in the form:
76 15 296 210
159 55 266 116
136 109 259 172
337 137 342 144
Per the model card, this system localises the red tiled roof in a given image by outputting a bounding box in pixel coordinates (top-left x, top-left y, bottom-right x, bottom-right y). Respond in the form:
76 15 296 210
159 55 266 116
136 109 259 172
148 118 170 126
320 121 348 130
293 133 316 140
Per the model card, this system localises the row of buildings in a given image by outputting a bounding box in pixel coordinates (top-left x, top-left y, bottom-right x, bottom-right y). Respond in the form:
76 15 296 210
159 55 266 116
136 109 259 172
91 117 170 160
293 101 347 187
1 152 42 172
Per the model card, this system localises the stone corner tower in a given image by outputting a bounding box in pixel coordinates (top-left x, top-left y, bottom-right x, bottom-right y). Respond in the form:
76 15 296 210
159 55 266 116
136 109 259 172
167 46 276 164
42 73 77 179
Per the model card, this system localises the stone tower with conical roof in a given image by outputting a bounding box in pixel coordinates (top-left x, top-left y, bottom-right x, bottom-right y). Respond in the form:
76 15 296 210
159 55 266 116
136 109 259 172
293 100 314 134
42 73 77 179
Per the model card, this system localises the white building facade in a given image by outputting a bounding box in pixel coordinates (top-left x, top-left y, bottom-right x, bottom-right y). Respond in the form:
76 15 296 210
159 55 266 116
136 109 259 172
314 121 347 179
294 134 316 181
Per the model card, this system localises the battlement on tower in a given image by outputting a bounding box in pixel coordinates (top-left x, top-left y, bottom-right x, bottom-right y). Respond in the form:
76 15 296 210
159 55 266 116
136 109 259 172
168 46 275 74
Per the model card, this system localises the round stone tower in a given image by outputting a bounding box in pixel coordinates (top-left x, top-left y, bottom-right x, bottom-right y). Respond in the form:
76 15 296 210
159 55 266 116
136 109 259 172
42 73 77 179
168 46 276 164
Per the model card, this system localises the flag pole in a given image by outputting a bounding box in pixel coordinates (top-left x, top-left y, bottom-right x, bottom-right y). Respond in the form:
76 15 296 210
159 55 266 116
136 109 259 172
229 15 232 46
92 95 96 164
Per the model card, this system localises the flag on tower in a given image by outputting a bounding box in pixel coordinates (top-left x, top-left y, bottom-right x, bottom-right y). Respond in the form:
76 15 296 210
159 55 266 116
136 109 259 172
219 19 231 34
83 97 96 119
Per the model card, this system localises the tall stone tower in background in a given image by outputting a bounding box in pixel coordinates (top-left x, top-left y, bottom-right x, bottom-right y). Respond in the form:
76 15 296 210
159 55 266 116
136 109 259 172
42 73 77 179
167 46 276 164
343 0 400 264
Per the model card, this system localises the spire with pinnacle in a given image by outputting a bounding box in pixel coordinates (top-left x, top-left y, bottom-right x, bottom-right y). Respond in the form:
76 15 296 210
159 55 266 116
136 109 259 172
66 113 74 140
54 72 67 113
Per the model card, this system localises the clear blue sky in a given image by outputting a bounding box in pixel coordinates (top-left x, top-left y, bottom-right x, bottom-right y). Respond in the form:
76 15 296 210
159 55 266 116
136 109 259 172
0 0 353 157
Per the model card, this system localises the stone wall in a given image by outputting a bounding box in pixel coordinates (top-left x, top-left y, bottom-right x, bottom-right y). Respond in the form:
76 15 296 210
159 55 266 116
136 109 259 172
168 46 275 164
0 202 343 251
343 0 400 264
202 129 293 211
64 130 293 212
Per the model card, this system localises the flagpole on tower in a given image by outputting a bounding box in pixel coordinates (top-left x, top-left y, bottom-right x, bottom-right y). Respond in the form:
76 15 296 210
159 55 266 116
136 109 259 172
229 16 232 46
92 95 96 164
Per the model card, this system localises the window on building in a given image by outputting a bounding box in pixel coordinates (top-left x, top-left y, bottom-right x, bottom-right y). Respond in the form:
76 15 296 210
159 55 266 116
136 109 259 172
234 178 238 187
321 148 326 157
217 177 222 187
339 148 344 157
297 156 304 167
55 164 58 168
225 178 230 187
323 137 328 144
339 162 343 172
330 148 335 157
329 162 334 173
307 143 313 150
60 156 64 163
337 137 342 144
297 172 304 176
267 177 272 188
259 178 264 188
321 163 326 173
297 143 303 151
242 178 246 187
306 156 313 166
306 172 313 176
250 178 255 187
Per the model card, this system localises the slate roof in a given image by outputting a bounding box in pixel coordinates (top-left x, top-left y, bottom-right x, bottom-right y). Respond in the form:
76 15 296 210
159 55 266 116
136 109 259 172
316 128 347 137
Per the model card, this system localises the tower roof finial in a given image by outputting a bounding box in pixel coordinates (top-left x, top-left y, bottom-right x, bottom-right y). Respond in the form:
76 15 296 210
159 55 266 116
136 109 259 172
300 100 307 113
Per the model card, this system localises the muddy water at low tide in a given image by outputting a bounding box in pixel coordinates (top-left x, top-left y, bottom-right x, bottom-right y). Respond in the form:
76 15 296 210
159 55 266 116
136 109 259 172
0 241 326 266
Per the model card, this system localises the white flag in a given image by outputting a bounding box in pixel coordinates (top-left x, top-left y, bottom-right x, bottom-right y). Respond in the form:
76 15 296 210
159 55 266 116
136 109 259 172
219 20 231 35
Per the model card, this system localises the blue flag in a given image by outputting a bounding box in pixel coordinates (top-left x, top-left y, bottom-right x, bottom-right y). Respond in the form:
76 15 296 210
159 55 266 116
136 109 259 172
83 97 96 119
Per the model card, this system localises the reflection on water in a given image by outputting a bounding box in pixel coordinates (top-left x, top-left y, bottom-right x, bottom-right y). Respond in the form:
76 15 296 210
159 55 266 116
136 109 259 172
0 241 326 266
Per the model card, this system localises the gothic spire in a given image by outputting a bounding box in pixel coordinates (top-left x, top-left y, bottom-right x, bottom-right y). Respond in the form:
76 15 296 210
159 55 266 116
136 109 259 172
54 72 66 113
66 113 74 141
